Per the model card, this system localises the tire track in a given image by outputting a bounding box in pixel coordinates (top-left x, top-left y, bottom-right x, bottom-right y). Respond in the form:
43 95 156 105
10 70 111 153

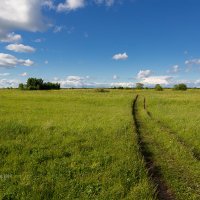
144 98 200 161
132 95 174 200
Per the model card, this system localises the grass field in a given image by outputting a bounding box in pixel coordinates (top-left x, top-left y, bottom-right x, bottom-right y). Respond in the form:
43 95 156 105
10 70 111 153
135 90 200 199
0 89 199 199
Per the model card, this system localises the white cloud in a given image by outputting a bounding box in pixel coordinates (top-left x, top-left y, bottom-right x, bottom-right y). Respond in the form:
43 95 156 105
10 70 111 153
141 76 172 85
0 0 52 35
55 76 108 88
137 70 152 79
195 80 200 85
34 38 45 43
113 75 119 80
60 76 86 88
95 0 115 6
0 53 34 68
167 65 180 74
23 59 34 66
112 52 128 60
0 32 22 43
20 72 28 77
0 73 10 76
175 79 192 84
42 0 55 9
110 82 135 88
0 78 20 88
172 65 179 73
44 60 48 64
185 59 200 72
53 26 64 33
6 44 35 53
57 0 85 12
86 75 90 79
185 59 200 65
53 77 59 81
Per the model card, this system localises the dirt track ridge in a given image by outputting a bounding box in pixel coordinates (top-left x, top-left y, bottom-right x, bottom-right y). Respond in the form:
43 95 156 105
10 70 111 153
132 95 174 200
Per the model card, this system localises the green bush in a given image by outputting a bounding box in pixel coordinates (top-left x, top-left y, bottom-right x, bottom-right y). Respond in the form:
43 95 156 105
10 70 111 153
136 83 144 90
173 83 187 91
18 78 60 90
155 84 163 91
18 83 25 90
95 88 109 93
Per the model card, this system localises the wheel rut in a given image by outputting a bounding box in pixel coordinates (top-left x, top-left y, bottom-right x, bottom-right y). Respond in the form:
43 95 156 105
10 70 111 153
132 95 174 200
144 98 200 161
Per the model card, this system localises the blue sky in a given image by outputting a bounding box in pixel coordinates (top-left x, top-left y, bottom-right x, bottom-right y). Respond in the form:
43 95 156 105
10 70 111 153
0 0 200 88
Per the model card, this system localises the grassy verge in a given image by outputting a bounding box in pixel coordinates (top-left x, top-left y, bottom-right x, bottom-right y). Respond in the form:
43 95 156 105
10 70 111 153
136 93 200 200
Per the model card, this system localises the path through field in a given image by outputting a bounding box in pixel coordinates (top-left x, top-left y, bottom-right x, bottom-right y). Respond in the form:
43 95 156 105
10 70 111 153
133 94 200 200
132 95 174 200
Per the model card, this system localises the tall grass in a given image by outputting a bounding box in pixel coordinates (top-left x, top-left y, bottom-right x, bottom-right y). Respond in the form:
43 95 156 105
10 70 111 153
137 90 200 199
0 89 154 199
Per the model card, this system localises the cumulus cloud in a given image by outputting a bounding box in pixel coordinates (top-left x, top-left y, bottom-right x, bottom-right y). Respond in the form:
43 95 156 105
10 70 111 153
58 76 88 88
112 52 128 60
55 76 108 88
20 72 28 77
185 59 200 72
57 0 85 12
113 75 119 80
53 26 64 33
0 0 51 35
6 44 35 53
167 65 180 74
141 76 172 85
185 59 200 65
195 80 200 86
0 78 20 88
0 32 22 43
42 0 55 9
171 79 200 88
0 53 34 68
110 82 135 88
172 65 179 73
137 70 152 79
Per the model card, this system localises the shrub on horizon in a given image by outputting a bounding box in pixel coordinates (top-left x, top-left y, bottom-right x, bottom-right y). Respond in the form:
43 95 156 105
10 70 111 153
95 88 109 93
173 83 187 91
155 84 163 91
18 78 60 90
136 83 144 89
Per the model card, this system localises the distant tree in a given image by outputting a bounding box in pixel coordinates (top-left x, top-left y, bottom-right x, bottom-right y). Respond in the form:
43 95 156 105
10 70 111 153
18 83 25 90
136 83 144 89
155 84 163 91
27 78 43 90
95 88 109 93
173 83 187 91
18 78 60 90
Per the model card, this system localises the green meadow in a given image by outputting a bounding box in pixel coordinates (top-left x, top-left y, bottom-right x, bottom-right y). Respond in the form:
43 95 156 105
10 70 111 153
0 89 199 199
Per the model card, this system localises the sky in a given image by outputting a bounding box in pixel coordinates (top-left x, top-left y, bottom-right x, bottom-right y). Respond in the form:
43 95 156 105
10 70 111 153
0 0 200 88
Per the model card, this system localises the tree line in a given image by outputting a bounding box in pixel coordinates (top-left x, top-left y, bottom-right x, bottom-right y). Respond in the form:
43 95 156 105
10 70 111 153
19 78 60 90
135 83 187 91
